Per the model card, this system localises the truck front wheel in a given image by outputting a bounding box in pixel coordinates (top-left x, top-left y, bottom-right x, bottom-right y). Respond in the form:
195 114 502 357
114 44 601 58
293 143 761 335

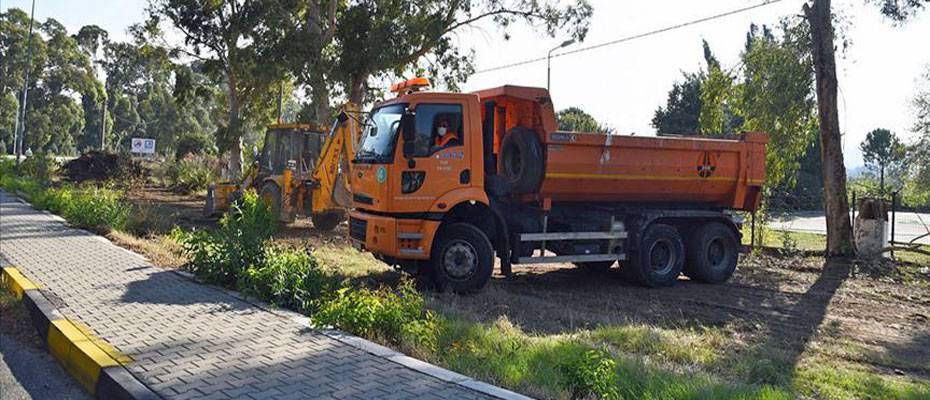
684 222 738 283
431 223 494 293
626 224 684 287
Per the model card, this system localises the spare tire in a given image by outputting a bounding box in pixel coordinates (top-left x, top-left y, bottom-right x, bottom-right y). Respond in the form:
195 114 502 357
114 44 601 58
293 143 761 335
500 128 544 194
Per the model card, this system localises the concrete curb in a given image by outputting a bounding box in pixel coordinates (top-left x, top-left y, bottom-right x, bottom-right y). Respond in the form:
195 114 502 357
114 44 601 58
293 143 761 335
2 267 161 400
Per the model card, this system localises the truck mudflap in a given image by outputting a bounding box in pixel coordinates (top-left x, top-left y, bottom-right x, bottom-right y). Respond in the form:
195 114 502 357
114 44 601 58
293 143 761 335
348 211 439 261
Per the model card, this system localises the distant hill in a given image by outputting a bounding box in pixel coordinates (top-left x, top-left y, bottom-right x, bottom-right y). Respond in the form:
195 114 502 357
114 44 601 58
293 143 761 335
847 165 869 178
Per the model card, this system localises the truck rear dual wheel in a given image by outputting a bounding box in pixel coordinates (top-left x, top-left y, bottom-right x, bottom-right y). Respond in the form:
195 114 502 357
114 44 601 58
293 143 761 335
684 222 739 283
626 224 685 287
431 223 494 294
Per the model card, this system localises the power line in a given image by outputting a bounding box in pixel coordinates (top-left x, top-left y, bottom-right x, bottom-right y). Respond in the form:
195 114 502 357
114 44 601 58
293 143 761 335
473 0 787 75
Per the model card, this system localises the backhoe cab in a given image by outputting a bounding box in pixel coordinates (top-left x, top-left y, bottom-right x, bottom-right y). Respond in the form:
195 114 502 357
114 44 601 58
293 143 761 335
204 104 363 231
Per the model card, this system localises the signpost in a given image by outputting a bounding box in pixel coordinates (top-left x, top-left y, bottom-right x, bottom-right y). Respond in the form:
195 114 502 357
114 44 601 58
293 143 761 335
131 138 156 155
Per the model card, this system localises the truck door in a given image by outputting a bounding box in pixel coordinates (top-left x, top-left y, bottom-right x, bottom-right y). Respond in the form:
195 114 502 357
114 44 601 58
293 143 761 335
393 102 470 213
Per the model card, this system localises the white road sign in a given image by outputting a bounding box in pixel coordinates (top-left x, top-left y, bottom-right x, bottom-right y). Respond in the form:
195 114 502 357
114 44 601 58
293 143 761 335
131 138 156 154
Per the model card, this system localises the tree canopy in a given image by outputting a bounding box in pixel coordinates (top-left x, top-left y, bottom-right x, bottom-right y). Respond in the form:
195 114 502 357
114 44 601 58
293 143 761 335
557 107 613 133
860 128 906 194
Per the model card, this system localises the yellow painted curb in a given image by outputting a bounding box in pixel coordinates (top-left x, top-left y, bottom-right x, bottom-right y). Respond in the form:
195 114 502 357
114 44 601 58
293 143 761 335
1 267 41 299
48 319 132 394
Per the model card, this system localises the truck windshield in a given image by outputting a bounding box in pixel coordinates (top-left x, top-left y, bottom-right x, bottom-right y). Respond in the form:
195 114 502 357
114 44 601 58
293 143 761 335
355 103 406 163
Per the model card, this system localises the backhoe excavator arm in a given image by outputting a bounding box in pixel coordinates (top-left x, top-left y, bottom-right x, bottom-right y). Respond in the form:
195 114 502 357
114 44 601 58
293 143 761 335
310 103 362 214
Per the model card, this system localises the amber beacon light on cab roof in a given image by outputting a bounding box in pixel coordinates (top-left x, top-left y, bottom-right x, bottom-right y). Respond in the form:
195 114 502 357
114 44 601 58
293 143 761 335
348 78 768 293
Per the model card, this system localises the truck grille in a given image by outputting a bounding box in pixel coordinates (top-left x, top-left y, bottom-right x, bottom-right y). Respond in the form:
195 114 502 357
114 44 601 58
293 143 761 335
349 217 367 242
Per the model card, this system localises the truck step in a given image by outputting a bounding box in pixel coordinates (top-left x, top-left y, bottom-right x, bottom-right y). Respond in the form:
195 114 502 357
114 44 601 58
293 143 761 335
517 253 626 264
519 231 628 241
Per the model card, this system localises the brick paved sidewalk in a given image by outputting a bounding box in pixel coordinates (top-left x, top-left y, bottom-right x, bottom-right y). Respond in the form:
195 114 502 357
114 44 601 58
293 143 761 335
0 190 498 400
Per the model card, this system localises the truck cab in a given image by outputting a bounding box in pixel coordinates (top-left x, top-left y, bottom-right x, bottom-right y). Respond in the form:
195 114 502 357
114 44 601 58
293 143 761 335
350 79 766 293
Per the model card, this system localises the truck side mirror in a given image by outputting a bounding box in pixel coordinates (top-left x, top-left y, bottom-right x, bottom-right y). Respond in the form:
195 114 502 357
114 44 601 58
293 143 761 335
401 112 416 159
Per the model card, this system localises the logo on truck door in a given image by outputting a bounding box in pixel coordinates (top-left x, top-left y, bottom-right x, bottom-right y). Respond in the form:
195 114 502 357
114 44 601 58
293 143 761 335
697 152 717 178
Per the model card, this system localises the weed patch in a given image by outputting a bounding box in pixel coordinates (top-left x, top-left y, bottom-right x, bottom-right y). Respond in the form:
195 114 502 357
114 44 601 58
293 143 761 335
176 190 276 286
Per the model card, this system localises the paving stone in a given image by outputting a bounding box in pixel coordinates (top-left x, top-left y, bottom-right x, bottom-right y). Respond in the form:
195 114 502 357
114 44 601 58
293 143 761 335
0 191 496 400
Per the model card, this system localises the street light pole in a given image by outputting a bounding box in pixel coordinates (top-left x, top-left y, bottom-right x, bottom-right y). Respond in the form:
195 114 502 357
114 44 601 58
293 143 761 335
547 39 575 92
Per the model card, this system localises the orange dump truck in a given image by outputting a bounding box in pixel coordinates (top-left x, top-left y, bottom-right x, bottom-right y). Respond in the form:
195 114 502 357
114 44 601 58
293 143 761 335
349 82 767 292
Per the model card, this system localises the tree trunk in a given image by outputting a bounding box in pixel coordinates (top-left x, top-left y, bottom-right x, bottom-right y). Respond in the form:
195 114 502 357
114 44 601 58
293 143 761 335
307 0 332 123
226 71 243 176
879 165 885 196
348 75 367 105
804 0 854 257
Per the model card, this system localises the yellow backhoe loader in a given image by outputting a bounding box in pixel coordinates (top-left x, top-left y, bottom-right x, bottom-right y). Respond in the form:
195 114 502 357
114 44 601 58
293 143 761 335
204 103 362 231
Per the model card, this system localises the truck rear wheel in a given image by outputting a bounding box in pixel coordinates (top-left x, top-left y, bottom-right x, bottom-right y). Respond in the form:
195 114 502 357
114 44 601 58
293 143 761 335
311 211 344 231
500 128 544 194
626 223 684 287
431 223 494 294
684 222 738 283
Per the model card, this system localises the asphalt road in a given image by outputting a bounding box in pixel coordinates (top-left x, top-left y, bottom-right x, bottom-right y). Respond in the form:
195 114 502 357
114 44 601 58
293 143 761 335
769 211 930 245
0 334 88 400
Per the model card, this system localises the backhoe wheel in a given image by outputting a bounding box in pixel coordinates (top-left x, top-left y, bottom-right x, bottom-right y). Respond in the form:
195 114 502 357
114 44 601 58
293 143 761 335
311 211 345 231
625 223 684 287
684 222 739 283
500 128 544 194
260 182 282 220
431 223 494 294
573 261 616 273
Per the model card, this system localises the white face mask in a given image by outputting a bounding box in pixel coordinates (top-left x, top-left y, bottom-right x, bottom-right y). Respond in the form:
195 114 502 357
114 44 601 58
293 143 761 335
438 127 448 136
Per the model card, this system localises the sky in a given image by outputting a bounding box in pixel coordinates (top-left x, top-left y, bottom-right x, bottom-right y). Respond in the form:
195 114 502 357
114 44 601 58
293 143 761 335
4 0 929 168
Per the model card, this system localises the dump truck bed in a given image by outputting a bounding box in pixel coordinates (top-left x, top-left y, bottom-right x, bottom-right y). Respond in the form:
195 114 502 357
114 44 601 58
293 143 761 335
537 131 768 211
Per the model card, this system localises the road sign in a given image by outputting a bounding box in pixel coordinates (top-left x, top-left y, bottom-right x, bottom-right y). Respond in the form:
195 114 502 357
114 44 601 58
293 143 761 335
131 138 156 154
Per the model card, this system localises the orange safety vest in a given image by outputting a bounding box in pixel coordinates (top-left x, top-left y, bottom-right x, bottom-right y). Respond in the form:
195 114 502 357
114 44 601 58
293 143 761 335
435 132 459 147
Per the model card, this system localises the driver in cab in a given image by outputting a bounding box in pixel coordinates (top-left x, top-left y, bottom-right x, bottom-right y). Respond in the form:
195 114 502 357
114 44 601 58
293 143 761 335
434 118 460 148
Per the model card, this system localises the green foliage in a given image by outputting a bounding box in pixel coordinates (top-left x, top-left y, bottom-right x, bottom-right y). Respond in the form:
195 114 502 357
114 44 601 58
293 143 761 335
0 163 131 231
177 190 276 286
165 154 218 194
561 347 620 400
860 128 906 193
58 184 132 231
175 132 216 159
652 71 703 134
238 246 332 314
18 153 57 184
314 280 439 351
697 21 818 192
556 107 612 133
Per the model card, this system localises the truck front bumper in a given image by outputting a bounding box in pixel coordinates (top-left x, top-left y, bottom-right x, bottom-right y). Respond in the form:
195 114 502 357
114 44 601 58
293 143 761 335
348 210 440 261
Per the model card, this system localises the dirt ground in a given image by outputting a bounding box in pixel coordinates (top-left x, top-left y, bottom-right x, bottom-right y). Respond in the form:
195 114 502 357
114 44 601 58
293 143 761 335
126 185 930 387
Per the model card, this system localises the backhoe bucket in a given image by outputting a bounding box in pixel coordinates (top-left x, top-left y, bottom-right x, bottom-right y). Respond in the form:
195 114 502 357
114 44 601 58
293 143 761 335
204 183 240 217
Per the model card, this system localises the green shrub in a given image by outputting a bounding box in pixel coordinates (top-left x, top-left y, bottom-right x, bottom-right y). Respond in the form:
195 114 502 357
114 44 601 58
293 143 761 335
314 280 438 351
62 184 132 231
239 246 332 314
166 154 219 194
177 190 276 286
561 347 620 400
19 152 57 184
175 132 216 159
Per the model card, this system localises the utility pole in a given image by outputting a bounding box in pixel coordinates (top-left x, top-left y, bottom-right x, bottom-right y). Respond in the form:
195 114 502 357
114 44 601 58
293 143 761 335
14 0 37 166
547 39 575 93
